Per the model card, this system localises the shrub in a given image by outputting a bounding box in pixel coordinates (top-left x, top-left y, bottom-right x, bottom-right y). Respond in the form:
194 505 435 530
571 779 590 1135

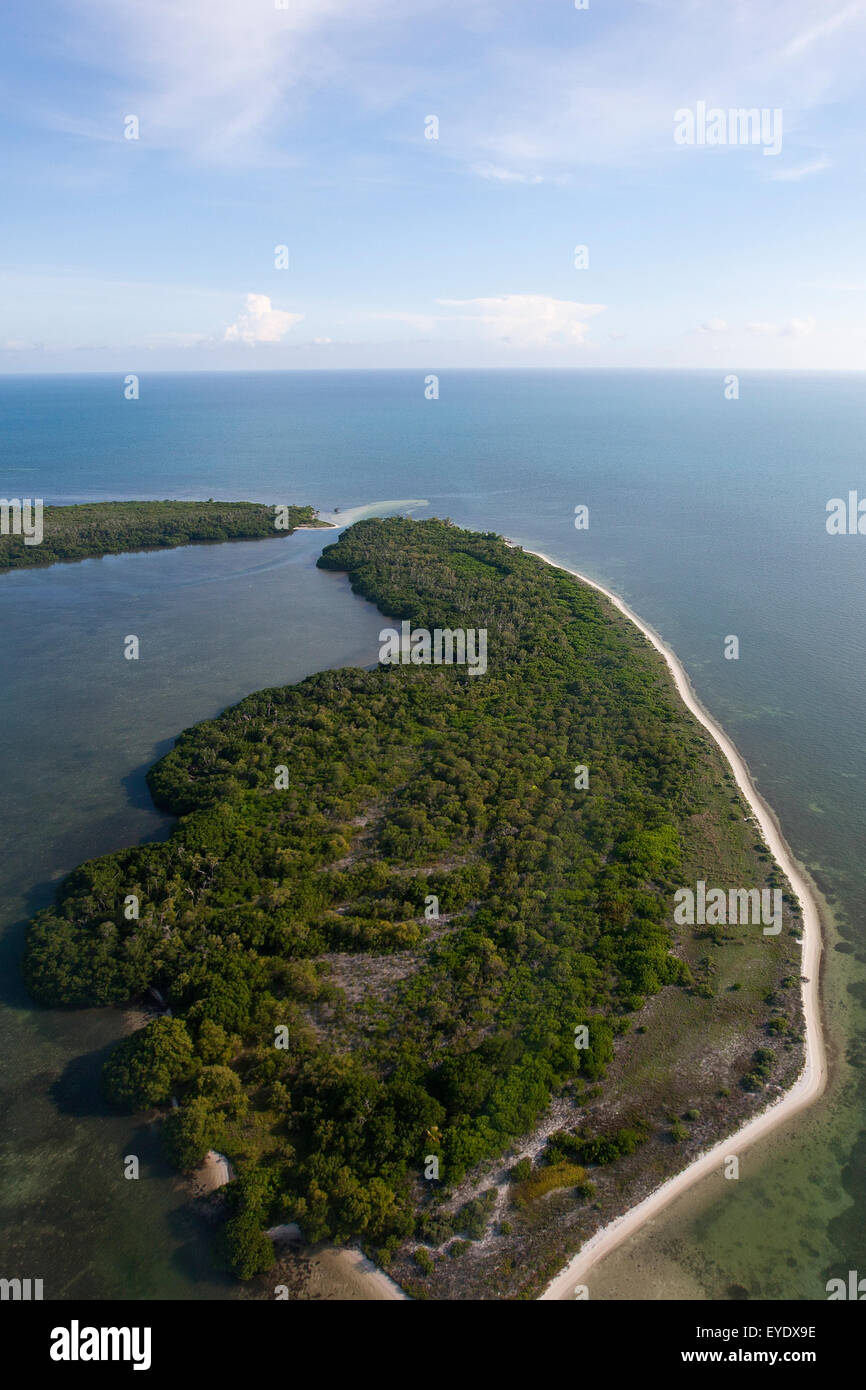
559 1126 647 1167
455 1188 497 1240
742 1047 776 1091
415 1210 454 1246
512 1162 587 1208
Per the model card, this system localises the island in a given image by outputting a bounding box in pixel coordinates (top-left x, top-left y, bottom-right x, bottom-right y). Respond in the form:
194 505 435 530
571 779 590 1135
22 515 808 1299
0 499 329 573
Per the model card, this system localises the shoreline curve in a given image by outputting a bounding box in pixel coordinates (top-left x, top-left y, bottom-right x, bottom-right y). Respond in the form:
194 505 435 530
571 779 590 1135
518 548 828 1302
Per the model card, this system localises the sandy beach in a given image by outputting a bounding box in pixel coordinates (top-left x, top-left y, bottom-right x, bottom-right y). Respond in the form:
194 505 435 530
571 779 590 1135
521 550 828 1302
189 1149 234 1196
268 1225 408 1300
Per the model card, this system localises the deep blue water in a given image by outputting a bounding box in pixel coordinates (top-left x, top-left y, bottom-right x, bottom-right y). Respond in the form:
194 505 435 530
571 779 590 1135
1 369 864 1299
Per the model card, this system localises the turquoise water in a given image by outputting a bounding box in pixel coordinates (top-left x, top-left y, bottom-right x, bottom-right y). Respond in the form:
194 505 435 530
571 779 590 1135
1 369 863 1299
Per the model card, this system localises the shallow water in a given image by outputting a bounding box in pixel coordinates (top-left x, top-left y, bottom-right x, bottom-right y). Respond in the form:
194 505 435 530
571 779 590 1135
0 529 386 1297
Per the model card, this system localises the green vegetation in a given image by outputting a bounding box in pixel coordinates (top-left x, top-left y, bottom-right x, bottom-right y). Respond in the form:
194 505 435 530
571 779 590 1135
742 1047 776 1092
22 516 797 1282
455 1187 497 1239
102 1016 196 1110
544 1125 647 1168
0 499 326 572
509 1158 532 1184
415 1210 455 1246
512 1162 589 1208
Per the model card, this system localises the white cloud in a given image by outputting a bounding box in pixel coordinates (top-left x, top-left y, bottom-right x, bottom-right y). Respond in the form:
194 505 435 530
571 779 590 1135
60 0 453 162
781 2 866 59
357 295 607 347
770 156 832 181
698 319 729 333
436 294 606 346
26 0 866 179
471 163 546 185
223 293 303 344
445 1 866 180
746 316 817 337
786 315 817 336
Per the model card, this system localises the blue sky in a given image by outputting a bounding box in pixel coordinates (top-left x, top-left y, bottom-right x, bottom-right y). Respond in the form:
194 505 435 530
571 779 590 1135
2 0 866 371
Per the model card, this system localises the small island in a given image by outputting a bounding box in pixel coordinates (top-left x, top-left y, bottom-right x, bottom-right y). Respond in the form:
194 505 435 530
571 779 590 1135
0 499 329 573
22 516 806 1299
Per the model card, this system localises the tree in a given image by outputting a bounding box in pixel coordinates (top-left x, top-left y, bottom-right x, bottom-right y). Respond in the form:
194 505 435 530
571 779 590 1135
102 1017 196 1110
221 1211 275 1280
162 1098 219 1171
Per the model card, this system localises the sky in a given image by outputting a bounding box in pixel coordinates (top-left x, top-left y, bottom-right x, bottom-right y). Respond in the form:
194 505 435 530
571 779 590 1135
2 0 866 372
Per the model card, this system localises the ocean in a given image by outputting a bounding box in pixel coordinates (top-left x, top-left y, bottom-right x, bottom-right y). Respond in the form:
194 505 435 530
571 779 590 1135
0 368 863 1299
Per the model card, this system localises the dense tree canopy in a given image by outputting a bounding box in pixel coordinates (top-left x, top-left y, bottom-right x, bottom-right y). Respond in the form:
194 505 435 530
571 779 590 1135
24 516 765 1276
0 499 324 572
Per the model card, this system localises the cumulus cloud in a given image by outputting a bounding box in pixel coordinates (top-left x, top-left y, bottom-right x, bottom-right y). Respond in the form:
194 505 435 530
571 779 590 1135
698 318 729 333
436 294 606 346
223 293 303 344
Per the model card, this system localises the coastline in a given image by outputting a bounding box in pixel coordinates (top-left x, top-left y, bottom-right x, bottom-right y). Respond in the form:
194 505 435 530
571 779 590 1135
517 548 827 1302
268 1226 408 1301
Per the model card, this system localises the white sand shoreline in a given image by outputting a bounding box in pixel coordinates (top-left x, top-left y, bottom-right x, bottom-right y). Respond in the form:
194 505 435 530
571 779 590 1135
517 548 827 1301
268 1225 408 1300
